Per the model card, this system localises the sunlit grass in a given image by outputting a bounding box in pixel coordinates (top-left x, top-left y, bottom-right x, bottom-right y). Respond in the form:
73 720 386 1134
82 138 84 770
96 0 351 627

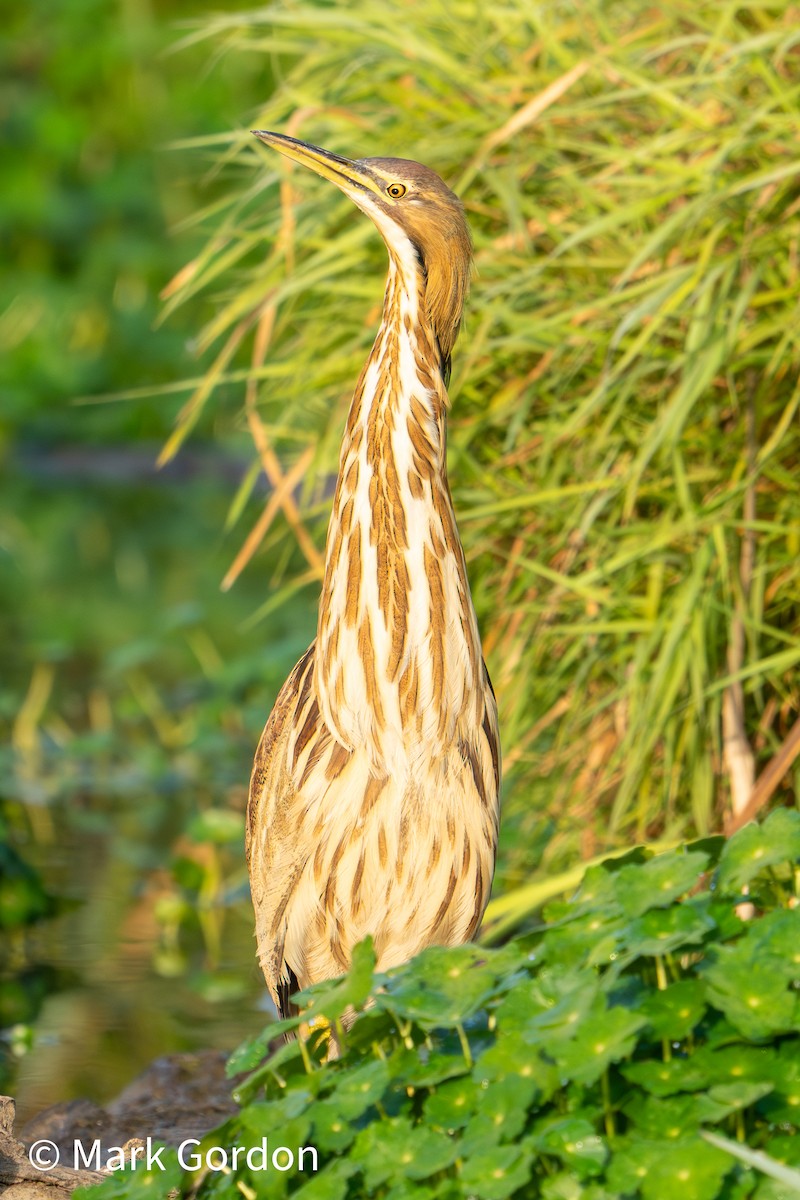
164 0 800 882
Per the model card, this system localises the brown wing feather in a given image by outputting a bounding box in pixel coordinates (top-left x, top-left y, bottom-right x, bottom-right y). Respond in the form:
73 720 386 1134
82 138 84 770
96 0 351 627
246 642 320 1011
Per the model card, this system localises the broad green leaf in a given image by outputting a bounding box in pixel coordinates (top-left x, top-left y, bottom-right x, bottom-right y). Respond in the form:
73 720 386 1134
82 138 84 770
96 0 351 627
764 1134 800 1169
216 1112 312 1198
706 898 751 941
73 1149 185 1199
295 937 376 1021
377 944 504 1025
428 1185 463 1200
383 1183 437 1200
608 1136 732 1200
615 849 710 917
624 901 716 957
573 863 628 911
747 909 800 961
347 1117 405 1190
459 1111 505 1158
623 1093 704 1139
517 974 601 1042
623 1056 713 1097
458 1145 533 1200
529 1115 608 1178
350 1117 457 1189
755 1046 800 1124
541 1173 617 1200
328 1059 390 1120
701 911 800 1038
424 1076 477 1129
227 1016 305 1076
625 1079 773 1136
387 1047 470 1089
638 979 707 1040
309 1099 358 1153
551 1005 648 1085
693 1044 780 1088
542 908 628 969
401 1127 459 1182
658 1137 732 1199
232 1036 308 1104
717 810 800 892
701 1080 774 1114
723 1169 759 1200
291 1158 358 1200
238 1094 315 1134
475 1031 559 1096
606 1137 663 1195
475 1076 538 1142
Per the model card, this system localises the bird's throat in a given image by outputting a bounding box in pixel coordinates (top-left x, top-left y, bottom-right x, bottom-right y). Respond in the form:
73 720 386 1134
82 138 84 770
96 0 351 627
314 256 482 770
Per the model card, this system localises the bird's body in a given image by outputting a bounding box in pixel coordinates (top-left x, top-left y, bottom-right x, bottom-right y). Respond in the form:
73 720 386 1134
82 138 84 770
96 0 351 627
246 133 500 1019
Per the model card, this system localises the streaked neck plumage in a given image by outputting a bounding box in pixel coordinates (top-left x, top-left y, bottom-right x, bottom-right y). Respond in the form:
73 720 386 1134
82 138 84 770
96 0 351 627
314 237 482 774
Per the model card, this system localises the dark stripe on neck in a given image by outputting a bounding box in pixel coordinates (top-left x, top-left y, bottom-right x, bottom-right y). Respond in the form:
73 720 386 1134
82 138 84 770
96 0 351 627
408 236 427 279
406 239 451 384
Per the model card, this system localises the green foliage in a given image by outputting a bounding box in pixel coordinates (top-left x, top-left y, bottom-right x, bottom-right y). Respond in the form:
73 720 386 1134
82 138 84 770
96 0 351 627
0 835 54 930
4 0 800 1139
158 0 800 869
0 469 318 1097
1 0 299 1089
0 0 269 446
80 812 800 1200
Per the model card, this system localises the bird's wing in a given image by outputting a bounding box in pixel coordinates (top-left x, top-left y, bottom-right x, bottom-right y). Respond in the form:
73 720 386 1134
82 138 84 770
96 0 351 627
454 661 501 938
245 643 315 1011
246 641 350 1014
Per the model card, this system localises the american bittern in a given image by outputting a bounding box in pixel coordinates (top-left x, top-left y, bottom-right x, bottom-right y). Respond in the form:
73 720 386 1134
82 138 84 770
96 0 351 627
246 132 500 1023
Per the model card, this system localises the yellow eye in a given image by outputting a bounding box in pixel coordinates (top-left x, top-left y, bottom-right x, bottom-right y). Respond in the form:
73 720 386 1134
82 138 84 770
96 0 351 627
386 183 407 198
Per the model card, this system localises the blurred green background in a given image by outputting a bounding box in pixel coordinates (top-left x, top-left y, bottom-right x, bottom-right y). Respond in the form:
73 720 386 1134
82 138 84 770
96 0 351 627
1 0 317 1117
2 0 799 1121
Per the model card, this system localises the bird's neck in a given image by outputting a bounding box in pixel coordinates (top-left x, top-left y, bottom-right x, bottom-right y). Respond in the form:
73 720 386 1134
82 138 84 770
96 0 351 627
314 250 483 770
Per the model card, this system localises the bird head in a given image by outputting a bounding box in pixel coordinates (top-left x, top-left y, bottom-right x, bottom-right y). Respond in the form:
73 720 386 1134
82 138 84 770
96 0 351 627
253 130 472 373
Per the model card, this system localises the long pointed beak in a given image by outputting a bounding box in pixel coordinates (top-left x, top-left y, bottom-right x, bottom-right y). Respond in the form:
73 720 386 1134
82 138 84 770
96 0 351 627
252 130 380 199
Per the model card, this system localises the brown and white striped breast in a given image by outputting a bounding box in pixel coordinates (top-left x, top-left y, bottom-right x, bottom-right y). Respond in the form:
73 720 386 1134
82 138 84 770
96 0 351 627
315 249 483 779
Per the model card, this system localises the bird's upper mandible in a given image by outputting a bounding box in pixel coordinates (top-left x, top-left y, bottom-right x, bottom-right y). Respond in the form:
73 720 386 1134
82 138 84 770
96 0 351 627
252 130 472 368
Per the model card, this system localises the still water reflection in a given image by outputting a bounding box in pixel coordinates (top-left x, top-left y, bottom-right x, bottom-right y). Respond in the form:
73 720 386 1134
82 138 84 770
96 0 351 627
10 808 269 1124
2 470 317 1122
